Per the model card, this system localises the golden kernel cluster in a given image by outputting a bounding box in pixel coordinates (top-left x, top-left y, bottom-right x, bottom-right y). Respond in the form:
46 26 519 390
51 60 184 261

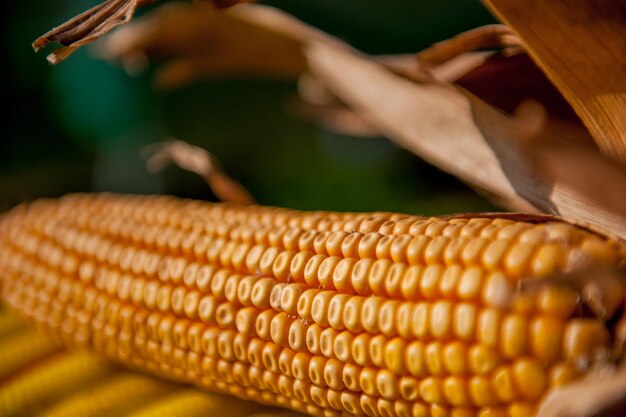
0 193 624 417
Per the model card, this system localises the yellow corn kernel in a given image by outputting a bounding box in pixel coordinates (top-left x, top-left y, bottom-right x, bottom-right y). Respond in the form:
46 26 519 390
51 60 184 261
361 296 384 333
579 236 619 265
468 345 501 375
368 334 387 368
400 265 422 300
443 377 471 406
503 243 536 278
406 341 427 378
379 300 401 336
359 367 379 397
530 316 564 363
536 286 578 318
499 314 529 359
439 265 462 297
563 319 610 362
468 376 498 406
477 309 503 347
399 376 420 401
453 302 478 341
507 403 535 417
327 294 350 330
457 267 484 300
332 330 353 362
342 363 361 392
342 295 365 333
450 408 476 417
376 369 401 400
412 402 430 417
396 302 415 339
481 272 513 309
384 338 408 376
531 244 566 277
411 302 430 339
430 301 454 339
425 342 446 376
511 358 547 401
419 377 445 405
481 239 512 271
442 342 469 375
477 408 507 417
491 366 518 403
548 363 580 387
420 265 442 299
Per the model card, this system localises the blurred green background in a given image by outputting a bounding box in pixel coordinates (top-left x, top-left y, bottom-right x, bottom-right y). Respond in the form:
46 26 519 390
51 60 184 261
2 0 497 214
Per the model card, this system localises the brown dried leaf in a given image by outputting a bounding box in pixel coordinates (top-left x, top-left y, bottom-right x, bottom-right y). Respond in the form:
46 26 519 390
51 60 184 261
33 0 150 63
482 0 626 163
416 24 522 69
304 39 626 239
145 139 255 205
99 3 308 89
290 99 381 138
33 0 253 63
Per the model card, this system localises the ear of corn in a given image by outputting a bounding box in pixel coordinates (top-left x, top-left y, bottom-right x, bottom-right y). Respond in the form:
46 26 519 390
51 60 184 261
0 328 59 381
0 193 624 417
127 389 261 417
0 352 112 417
0 313 21 338
250 411 312 417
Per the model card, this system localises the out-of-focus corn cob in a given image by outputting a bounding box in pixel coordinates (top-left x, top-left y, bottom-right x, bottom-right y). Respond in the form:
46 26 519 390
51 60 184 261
0 313 22 338
0 328 59 380
0 193 624 417
0 352 112 417
127 389 260 417
250 411 312 417
36 373 176 417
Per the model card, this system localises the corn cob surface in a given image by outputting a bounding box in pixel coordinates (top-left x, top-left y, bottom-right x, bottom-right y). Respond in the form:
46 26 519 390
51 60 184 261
0 193 624 417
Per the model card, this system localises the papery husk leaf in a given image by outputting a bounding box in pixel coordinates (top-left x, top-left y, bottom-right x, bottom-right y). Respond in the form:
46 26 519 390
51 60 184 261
482 0 626 163
416 24 521 69
99 3 308 89
33 0 146 63
144 139 256 205
304 39 626 240
33 0 252 62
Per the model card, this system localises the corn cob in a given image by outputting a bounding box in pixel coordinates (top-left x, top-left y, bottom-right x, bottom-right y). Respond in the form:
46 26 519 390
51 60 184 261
0 327 59 380
0 193 624 417
251 412 312 417
0 352 112 417
0 312 22 338
36 373 177 417
127 388 260 417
